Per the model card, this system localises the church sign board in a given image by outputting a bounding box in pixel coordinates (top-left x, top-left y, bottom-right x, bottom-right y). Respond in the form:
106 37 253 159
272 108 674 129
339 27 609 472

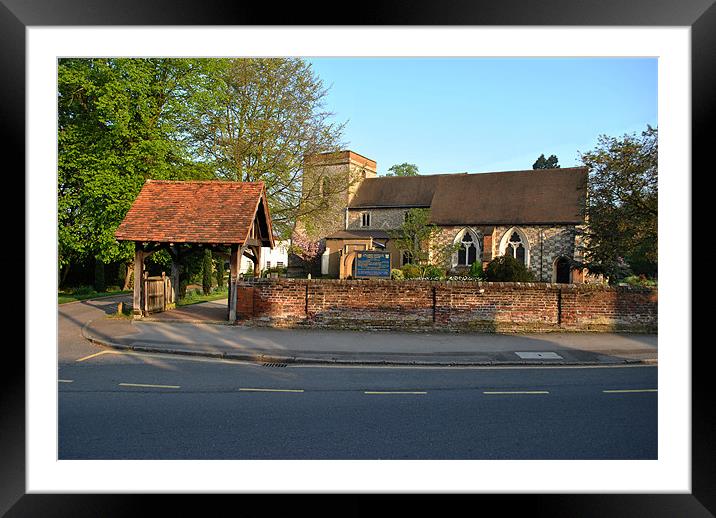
355 251 391 279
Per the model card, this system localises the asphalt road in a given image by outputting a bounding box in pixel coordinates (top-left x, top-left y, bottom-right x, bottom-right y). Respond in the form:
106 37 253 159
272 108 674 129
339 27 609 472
58 294 133 363
58 295 658 460
59 351 657 460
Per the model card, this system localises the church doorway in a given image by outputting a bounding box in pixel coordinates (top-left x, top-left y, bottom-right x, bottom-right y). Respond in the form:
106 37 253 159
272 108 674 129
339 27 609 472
554 257 571 284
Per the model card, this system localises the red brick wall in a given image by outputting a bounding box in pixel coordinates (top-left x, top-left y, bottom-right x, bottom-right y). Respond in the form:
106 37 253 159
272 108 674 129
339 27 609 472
239 281 306 321
435 283 561 332
236 279 657 333
559 284 659 331
236 286 254 317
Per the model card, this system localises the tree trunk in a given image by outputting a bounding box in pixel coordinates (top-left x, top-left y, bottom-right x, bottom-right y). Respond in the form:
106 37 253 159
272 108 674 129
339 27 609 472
94 258 106 292
59 263 71 288
122 263 133 291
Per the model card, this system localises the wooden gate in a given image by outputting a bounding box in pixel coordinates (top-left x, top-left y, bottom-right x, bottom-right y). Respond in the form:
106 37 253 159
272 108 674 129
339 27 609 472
142 272 172 315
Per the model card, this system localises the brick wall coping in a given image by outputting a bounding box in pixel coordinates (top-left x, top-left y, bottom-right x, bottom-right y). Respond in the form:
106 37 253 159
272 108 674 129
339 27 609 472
238 277 656 293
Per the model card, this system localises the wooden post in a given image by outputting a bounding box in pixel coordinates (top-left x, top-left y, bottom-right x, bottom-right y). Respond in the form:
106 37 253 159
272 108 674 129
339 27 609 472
170 244 180 306
161 271 167 311
132 245 144 318
252 245 262 277
228 244 240 322
143 270 149 315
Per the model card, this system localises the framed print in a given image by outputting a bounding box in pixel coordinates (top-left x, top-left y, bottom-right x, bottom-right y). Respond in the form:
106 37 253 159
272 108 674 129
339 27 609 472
8 0 709 515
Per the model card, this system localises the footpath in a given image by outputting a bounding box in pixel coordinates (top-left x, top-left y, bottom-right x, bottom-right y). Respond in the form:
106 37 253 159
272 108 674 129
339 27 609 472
82 300 657 367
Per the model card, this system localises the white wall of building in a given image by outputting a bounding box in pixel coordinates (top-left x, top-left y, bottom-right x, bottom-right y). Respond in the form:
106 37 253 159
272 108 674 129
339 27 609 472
240 240 290 274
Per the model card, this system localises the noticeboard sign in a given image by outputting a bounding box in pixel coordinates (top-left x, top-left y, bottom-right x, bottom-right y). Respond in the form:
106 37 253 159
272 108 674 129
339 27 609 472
354 251 391 279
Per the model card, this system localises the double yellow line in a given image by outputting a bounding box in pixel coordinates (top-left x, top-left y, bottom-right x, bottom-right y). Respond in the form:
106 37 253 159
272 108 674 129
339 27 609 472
118 382 181 389
364 391 427 395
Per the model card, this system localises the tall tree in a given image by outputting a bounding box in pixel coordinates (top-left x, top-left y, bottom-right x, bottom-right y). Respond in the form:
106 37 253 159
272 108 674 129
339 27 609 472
184 58 347 239
214 257 225 289
202 249 213 295
57 58 214 286
532 154 560 169
579 125 658 281
384 163 419 176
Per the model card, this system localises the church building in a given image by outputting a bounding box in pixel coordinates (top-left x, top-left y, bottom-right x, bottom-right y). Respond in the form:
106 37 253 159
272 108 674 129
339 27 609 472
291 150 590 284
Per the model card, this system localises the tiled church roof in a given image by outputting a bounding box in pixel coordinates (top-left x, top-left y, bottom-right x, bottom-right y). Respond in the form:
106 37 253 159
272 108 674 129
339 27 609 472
349 174 442 208
115 180 274 246
349 167 587 225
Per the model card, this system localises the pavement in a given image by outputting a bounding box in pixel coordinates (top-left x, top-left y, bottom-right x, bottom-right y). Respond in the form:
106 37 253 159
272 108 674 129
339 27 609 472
81 298 658 367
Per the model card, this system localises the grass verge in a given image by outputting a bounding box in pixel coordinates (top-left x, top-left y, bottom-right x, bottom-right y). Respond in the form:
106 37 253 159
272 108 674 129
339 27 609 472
58 289 131 304
177 287 229 307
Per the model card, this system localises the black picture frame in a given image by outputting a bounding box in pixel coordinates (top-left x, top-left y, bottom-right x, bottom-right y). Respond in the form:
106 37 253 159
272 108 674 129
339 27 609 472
7 0 707 515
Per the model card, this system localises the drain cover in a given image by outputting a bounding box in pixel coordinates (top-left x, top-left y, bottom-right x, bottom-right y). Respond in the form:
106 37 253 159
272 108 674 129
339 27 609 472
262 362 288 368
514 352 563 359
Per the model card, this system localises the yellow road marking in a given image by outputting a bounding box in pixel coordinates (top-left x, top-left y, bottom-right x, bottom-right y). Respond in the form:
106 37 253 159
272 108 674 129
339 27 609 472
364 391 427 395
76 349 256 366
484 391 550 395
75 350 120 362
239 388 304 393
58 379 74 383
126 352 247 365
119 382 180 389
603 389 657 393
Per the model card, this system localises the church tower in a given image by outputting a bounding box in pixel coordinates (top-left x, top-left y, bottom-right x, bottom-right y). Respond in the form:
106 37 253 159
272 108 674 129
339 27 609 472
289 150 377 275
298 150 377 239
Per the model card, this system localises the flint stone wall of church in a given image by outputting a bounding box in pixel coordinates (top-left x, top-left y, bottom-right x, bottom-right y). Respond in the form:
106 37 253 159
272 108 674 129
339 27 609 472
432 225 579 281
346 208 408 231
343 209 581 281
492 225 579 282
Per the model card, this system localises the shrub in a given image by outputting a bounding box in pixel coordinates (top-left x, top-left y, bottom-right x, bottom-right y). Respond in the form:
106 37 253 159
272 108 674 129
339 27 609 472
484 255 535 282
622 274 657 287
390 269 404 280
422 264 446 280
401 264 422 279
468 260 484 279
70 285 95 296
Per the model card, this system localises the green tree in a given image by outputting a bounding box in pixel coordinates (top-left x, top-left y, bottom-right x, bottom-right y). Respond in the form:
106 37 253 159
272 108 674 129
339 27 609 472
202 249 213 295
214 257 225 289
384 163 419 177
184 58 347 239
389 209 441 273
532 154 560 169
579 125 658 282
57 58 215 286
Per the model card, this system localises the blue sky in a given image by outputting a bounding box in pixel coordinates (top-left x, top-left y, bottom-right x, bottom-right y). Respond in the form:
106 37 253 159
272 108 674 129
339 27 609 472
306 57 657 174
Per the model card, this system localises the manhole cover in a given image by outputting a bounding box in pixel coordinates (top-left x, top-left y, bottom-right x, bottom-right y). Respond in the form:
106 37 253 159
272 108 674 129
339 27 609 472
514 352 563 359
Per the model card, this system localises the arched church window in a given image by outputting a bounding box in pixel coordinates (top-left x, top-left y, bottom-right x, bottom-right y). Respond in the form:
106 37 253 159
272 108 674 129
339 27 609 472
499 228 530 267
456 229 479 266
506 231 526 265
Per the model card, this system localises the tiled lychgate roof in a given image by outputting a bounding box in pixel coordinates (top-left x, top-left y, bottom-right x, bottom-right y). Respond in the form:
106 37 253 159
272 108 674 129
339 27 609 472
115 180 273 245
349 167 588 225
